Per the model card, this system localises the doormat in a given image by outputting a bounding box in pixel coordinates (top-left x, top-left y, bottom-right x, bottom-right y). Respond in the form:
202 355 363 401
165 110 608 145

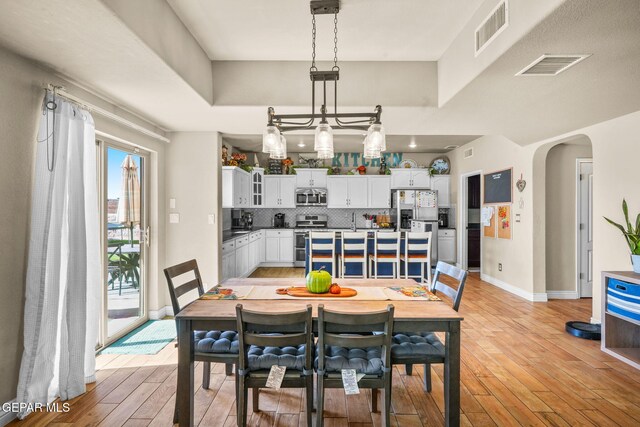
100 320 176 355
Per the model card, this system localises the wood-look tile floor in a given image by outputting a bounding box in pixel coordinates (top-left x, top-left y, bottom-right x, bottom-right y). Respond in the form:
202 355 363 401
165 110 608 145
11 268 640 426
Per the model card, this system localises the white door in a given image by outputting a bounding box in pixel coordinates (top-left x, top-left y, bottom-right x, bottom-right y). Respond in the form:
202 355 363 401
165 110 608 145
251 170 263 207
296 170 313 188
248 240 256 271
327 177 349 208
265 237 280 262
368 177 391 208
279 176 297 208
431 175 451 207
258 233 265 263
264 176 280 208
348 177 369 208
312 170 328 188
411 170 431 188
279 236 294 262
391 170 411 189
578 161 593 297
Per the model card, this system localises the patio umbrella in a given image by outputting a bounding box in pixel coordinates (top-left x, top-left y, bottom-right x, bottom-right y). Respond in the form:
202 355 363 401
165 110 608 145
116 155 141 246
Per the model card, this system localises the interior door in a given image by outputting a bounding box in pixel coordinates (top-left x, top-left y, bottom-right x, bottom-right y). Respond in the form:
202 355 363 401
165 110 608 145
579 161 593 297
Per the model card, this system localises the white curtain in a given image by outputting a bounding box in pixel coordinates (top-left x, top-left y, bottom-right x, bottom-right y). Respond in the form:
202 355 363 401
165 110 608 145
16 93 100 418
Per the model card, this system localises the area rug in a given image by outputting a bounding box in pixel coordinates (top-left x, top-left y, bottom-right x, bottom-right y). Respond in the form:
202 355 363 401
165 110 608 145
100 320 176 355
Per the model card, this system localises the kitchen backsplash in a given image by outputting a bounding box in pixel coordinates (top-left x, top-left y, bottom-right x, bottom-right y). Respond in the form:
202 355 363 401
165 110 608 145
225 207 392 229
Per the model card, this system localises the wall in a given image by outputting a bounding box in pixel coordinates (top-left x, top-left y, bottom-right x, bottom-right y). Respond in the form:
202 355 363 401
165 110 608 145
0 45 167 405
544 142 592 293
165 132 222 287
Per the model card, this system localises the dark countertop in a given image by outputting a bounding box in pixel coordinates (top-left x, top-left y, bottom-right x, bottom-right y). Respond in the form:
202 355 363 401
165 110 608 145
222 226 294 242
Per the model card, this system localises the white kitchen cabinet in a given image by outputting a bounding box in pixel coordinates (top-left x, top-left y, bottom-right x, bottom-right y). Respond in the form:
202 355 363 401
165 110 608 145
390 169 431 189
367 176 391 208
327 176 368 208
264 229 294 264
295 168 328 188
234 235 250 277
438 228 456 263
250 168 264 207
431 175 451 208
222 253 234 281
264 175 296 208
222 166 251 208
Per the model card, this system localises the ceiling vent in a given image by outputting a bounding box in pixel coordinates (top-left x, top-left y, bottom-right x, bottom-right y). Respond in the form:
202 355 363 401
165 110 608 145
463 148 474 159
444 145 460 150
475 1 508 56
516 54 591 76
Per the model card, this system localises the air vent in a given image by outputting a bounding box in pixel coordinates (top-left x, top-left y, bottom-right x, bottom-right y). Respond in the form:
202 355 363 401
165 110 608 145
475 1 508 55
464 148 474 159
444 145 460 150
516 54 591 76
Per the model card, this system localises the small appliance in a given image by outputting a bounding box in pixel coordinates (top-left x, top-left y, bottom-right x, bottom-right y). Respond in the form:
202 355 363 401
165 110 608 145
295 188 328 206
438 212 449 228
242 211 254 229
273 213 286 228
231 209 245 229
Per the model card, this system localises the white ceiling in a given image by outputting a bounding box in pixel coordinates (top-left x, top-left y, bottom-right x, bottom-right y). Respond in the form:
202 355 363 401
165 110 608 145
167 0 485 61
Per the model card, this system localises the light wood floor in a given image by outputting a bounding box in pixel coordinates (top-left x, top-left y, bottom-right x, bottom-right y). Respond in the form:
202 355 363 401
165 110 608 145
11 268 640 426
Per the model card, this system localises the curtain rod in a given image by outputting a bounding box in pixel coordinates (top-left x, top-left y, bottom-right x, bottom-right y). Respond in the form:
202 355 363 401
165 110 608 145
45 84 170 144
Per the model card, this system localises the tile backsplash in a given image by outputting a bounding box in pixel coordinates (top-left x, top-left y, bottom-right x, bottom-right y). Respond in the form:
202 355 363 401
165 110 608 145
225 207 392 229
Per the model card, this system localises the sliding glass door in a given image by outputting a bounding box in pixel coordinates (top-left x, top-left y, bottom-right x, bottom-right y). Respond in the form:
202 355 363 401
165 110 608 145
98 141 149 347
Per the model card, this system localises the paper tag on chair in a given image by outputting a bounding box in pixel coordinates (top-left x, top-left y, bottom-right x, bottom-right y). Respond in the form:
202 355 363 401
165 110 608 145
266 365 286 390
342 369 360 395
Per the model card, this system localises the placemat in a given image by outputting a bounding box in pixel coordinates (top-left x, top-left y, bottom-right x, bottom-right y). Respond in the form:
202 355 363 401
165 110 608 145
200 285 254 300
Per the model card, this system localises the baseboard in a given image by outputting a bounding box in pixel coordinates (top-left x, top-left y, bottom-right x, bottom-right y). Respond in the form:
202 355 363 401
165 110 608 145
0 400 17 427
590 317 601 325
149 306 174 319
481 273 548 302
546 290 579 300
258 263 296 268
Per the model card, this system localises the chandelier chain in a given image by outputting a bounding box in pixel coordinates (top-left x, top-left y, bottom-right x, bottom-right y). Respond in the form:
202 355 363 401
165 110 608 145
310 12 317 71
333 12 339 71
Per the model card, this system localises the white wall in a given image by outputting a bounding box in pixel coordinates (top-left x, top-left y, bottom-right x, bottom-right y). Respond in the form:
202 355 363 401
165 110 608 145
165 132 222 287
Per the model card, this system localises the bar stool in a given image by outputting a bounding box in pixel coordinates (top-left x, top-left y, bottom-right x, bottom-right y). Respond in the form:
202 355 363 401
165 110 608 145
338 231 368 278
368 232 400 279
400 231 432 284
310 231 336 276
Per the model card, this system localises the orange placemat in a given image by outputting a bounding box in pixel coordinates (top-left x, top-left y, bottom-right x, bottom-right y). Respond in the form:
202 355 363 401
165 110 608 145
279 287 358 298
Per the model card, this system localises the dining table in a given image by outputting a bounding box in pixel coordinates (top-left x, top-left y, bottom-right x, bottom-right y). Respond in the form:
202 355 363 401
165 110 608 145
175 278 463 426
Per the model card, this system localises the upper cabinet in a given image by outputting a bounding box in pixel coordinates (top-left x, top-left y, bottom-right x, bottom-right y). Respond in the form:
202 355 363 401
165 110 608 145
367 176 391 208
431 175 451 208
264 175 296 208
222 166 251 208
250 168 264 207
295 168 328 188
327 176 368 208
390 169 431 189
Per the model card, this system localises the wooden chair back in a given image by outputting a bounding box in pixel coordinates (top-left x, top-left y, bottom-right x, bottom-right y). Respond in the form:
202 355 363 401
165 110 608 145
235 304 313 373
404 231 432 261
430 261 468 311
164 259 205 316
373 232 400 260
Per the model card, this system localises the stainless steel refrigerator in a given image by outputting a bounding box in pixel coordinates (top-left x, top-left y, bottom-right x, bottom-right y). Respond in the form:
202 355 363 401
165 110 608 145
391 189 439 263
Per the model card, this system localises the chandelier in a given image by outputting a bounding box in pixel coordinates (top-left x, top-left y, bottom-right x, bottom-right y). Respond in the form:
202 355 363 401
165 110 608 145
262 0 385 160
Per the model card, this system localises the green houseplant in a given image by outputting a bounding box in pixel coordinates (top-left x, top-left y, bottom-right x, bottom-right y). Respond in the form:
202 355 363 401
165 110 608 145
604 199 640 273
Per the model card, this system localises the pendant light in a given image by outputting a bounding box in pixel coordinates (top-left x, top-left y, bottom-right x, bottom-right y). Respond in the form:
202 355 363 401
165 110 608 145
262 125 281 154
271 134 287 160
314 121 334 159
362 122 386 159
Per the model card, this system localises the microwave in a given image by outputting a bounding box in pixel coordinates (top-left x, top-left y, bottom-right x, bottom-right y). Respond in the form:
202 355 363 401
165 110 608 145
296 188 328 206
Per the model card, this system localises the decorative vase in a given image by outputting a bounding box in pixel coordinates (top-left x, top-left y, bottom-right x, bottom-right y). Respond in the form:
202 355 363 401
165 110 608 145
632 254 640 274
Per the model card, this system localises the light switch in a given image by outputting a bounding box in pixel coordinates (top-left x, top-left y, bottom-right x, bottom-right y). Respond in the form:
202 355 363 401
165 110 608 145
515 214 521 223
208 214 215 225
169 213 180 224
169 198 176 209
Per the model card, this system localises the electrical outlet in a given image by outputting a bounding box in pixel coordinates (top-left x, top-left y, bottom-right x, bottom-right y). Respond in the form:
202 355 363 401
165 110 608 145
498 263 502 271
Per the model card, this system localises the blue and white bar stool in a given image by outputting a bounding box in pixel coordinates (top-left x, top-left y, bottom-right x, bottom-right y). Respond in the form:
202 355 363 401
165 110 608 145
368 232 400 279
310 231 336 276
338 231 368 278
400 231 432 284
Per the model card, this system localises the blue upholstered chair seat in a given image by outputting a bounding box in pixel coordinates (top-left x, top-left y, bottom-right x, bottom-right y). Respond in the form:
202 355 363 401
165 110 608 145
390 332 445 358
247 344 308 371
194 330 239 354
316 345 384 375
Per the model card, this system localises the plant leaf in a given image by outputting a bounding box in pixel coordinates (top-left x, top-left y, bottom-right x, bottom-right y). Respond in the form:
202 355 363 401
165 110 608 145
636 213 640 235
605 216 635 252
623 199 633 232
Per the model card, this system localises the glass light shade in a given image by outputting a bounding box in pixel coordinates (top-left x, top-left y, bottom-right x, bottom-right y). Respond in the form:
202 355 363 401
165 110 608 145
365 123 386 152
363 143 382 159
314 122 334 152
316 148 334 160
262 125 281 153
270 134 287 159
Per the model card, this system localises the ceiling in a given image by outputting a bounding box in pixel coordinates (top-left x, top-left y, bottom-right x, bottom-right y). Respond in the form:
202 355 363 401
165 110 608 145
223 134 481 154
167 0 486 61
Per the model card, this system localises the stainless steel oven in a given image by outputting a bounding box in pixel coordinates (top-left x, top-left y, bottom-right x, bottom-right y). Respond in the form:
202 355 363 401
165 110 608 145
294 231 307 267
294 214 328 267
295 188 327 206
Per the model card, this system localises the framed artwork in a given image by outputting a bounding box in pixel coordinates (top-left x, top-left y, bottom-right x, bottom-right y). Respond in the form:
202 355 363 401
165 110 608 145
497 205 512 240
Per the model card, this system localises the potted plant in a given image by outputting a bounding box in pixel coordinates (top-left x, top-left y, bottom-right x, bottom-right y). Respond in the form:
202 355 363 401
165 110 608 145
604 199 640 273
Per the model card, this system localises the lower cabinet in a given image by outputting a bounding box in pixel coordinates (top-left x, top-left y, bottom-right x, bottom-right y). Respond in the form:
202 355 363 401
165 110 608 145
265 229 294 263
221 231 265 280
222 252 234 281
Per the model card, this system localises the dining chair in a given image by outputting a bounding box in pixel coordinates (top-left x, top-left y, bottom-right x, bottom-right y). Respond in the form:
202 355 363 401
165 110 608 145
235 304 314 427
400 231 432 284
316 304 395 427
390 261 467 392
164 260 238 422
310 231 336 276
368 231 400 279
107 242 124 294
338 231 368 278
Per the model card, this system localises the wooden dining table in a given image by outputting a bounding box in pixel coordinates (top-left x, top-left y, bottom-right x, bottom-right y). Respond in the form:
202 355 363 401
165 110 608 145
175 278 463 426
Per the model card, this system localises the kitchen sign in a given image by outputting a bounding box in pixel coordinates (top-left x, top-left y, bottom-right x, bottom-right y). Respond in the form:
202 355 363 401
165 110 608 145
329 152 404 168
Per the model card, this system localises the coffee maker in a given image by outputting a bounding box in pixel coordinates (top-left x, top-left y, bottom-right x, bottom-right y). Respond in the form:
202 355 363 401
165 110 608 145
273 213 285 228
242 211 254 229
438 211 449 228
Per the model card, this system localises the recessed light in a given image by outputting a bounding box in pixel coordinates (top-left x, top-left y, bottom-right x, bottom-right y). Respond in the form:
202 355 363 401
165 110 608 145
297 142 306 147
444 145 459 150
409 137 417 149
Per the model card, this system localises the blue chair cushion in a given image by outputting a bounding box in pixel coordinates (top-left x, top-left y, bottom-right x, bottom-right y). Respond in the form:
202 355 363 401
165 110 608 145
248 344 308 371
316 345 384 375
390 332 445 359
194 330 239 354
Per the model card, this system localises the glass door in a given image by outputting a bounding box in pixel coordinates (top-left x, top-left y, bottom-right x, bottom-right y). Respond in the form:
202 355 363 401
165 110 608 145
99 142 149 347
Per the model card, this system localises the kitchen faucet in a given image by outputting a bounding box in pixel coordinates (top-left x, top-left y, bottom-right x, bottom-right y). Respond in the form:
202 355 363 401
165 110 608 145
351 212 357 231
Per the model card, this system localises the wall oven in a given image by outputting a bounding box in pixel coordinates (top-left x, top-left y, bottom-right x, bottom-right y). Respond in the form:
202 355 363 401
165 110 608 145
295 188 327 206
